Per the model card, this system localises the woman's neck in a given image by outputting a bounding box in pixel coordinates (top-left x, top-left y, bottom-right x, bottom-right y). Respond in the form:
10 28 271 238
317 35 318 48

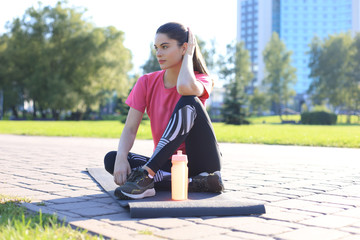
163 66 181 89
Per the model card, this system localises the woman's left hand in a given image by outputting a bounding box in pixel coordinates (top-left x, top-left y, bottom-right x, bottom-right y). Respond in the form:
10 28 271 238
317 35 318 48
186 27 196 56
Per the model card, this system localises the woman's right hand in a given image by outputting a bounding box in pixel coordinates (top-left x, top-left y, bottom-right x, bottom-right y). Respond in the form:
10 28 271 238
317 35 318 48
113 107 143 185
113 157 131 186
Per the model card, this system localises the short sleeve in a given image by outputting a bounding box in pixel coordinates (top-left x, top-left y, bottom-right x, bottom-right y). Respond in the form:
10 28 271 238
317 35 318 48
125 75 147 113
195 73 212 100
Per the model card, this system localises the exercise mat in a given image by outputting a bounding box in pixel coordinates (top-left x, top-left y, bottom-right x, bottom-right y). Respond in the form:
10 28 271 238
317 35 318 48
87 168 266 218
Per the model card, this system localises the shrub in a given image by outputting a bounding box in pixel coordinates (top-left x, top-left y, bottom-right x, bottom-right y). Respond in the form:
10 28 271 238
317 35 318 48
301 111 337 125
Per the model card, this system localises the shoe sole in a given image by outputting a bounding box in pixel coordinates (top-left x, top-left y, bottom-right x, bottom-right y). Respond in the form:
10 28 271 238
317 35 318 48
121 188 156 199
114 187 134 200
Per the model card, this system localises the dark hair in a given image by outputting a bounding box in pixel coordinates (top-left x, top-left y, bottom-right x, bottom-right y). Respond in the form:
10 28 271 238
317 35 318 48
156 22 213 87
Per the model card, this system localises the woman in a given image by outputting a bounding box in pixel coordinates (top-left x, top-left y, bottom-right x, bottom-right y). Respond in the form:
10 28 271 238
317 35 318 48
104 22 224 200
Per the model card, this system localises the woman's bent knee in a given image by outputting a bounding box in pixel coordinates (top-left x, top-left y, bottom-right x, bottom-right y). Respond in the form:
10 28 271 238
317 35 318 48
104 151 117 174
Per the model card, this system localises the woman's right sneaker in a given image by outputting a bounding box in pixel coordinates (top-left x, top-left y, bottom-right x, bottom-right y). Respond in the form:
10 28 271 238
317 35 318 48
116 168 155 200
114 187 135 200
188 171 224 193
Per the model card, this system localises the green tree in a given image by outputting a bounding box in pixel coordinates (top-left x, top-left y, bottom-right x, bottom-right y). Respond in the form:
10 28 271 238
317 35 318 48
262 32 297 120
0 19 30 118
349 33 360 123
249 87 268 116
0 1 132 120
307 33 354 120
197 37 216 72
142 44 161 74
219 41 253 124
307 36 324 105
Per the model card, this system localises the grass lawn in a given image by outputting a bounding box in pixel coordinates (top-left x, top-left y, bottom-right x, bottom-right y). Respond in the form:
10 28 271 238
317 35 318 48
0 195 102 239
213 123 360 148
0 117 359 148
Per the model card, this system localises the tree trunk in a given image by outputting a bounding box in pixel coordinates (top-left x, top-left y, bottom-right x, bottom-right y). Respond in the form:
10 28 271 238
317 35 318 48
71 111 83 121
11 106 18 119
40 107 46 119
98 103 103 119
33 101 37 118
277 102 283 122
52 109 60 120
347 114 351 124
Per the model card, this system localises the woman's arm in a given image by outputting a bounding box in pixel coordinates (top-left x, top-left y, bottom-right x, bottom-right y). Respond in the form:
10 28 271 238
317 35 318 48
177 28 204 96
113 107 143 185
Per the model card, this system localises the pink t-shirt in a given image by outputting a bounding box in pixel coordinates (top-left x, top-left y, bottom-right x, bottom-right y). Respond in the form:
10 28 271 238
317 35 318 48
125 70 212 153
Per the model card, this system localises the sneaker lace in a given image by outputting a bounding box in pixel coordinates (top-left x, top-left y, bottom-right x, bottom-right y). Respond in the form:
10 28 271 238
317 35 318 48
127 169 145 182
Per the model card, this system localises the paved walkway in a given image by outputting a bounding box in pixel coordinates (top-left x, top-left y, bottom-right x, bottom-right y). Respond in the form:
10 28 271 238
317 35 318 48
1 134 360 240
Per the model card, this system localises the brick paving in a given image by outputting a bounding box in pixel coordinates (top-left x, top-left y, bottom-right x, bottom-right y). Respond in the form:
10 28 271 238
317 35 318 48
1 134 360 239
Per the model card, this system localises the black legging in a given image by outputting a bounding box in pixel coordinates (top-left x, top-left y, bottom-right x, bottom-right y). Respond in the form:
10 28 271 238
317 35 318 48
104 96 222 184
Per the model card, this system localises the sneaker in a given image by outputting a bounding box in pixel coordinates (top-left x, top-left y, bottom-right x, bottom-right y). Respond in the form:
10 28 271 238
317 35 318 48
188 171 224 193
114 187 134 200
118 168 155 199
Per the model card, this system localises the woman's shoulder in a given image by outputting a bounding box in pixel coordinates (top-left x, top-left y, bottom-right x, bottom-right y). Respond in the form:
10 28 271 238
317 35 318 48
135 70 164 87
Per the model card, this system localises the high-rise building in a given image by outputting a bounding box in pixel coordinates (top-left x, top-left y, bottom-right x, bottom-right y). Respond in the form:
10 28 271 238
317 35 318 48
237 0 360 96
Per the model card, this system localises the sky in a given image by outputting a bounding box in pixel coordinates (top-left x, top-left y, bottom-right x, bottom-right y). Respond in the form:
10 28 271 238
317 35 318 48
0 0 237 75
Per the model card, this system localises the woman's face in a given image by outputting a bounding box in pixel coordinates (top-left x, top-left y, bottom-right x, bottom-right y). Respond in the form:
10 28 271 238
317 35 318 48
154 33 185 70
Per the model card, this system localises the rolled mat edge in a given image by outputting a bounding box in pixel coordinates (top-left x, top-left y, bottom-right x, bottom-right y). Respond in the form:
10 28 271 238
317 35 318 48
129 200 266 218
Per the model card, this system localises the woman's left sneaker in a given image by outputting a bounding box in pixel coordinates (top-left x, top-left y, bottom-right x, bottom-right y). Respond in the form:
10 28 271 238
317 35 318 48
188 171 224 193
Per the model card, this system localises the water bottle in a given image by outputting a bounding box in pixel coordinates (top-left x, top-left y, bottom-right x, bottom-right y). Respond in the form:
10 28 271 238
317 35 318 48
171 150 188 200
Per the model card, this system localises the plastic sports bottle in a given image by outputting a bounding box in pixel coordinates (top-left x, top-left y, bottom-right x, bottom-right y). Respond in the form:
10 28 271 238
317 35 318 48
171 150 188 200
